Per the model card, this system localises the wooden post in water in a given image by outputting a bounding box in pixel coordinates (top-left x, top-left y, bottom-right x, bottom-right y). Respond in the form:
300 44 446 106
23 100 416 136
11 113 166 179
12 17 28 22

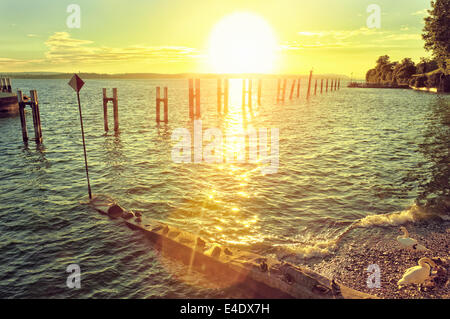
188 79 194 119
296 78 301 98
289 79 296 100
155 87 168 123
217 79 222 114
17 90 28 143
242 79 252 114
331 79 334 92
321 79 324 94
338 79 340 90
102 89 109 131
163 87 168 123
102 88 119 132
217 78 229 114
335 79 338 91
188 78 201 119
314 79 317 95
112 88 119 131
30 90 42 143
195 79 200 119
17 89 42 144
306 70 313 100
326 79 329 92
156 87 160 122
257 79 262 106
276 79 286 103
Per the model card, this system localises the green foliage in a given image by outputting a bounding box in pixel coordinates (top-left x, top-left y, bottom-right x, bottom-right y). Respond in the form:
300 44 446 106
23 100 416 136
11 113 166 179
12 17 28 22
416 57 439 74
422 0 450 73
366 55 417 85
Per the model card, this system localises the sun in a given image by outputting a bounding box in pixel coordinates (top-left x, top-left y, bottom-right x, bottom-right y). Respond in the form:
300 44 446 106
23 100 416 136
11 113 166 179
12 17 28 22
208 12 278 74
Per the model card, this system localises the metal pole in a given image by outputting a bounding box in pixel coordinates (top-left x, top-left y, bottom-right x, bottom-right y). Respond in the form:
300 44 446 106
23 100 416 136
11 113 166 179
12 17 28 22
76 91 92 200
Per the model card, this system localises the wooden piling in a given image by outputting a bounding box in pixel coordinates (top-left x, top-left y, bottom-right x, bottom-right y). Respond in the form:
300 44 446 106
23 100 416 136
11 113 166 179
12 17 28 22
314 79 317 95
338 79 340 90
163 87 168 123
195 79 200 119
306 70 313 100
276 79 286 103
112 88 119 131
17 89 42 143
30 90 41 142
102 88 119 132
217 79 222 114
188 79 194 119
242 79 252 113
217 79 229 114
335 79 338 91
289 79 296 100
7 78 11 93
155 87 168 123
156 87 161 123
17 90 28 143
326 79 329 92
296 78 300 98
102 88 108 131
188 78 201 119
321 79 324 94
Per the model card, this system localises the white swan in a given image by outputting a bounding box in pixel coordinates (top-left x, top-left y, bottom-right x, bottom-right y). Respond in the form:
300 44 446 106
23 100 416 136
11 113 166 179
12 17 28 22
398 257 436 289
397 226 428 251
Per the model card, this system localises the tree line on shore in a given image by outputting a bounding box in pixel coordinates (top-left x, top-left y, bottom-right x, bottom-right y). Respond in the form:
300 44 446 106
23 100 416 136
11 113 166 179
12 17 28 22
365 0 449 92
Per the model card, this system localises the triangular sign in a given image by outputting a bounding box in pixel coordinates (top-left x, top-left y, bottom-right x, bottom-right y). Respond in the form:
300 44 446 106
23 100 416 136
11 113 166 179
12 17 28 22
68 74 85 93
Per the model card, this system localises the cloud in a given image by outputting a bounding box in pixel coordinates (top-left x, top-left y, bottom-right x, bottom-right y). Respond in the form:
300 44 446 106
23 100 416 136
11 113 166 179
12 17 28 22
0 57 43 66
43 32 200 65
412 9 428 16
284 27 422 51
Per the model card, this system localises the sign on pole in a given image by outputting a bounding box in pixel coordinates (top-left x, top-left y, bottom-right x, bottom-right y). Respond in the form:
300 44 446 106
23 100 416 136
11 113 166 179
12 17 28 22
69 74 92 199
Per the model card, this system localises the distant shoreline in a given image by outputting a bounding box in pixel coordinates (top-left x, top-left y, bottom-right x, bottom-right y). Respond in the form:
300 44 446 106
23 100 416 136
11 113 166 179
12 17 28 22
0 72 351 80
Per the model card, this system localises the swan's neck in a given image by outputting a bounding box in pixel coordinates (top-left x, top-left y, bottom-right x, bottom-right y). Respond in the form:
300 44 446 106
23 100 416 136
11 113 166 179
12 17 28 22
401 229 409 237
418 260 433 269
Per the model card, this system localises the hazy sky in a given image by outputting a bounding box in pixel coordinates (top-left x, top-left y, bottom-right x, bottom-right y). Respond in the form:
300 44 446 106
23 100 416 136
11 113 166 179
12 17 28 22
0 0 433 77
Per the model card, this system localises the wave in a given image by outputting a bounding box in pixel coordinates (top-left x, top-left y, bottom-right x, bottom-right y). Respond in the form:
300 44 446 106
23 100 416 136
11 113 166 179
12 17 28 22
355 202 447 228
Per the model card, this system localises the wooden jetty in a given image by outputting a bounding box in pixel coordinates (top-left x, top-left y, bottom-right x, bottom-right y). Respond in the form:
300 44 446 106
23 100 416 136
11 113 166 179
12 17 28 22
91 196 376 299
0 78 18 116
0 92 19 116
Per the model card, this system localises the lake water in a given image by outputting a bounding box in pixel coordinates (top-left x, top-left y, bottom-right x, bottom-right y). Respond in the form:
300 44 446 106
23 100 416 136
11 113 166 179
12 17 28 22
0 78 448 298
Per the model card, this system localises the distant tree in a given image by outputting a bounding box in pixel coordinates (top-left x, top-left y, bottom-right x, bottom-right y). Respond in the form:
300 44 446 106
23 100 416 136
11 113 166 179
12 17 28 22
422 0 450 73
393 58 417 84
416 57 439 74
366 68 377 82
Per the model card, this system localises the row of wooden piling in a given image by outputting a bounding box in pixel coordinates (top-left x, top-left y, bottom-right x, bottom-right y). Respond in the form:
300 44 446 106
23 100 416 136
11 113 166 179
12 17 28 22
1 77 12 93
99 76 342 128
15 76 342 143
277 72 341 103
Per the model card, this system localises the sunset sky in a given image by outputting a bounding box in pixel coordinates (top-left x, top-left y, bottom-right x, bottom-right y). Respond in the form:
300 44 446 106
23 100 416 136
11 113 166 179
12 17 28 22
0 0 433 77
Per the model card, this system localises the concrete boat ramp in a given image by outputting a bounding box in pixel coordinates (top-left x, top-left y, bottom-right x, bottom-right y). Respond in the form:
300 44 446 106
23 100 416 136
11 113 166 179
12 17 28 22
90 195 376 299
